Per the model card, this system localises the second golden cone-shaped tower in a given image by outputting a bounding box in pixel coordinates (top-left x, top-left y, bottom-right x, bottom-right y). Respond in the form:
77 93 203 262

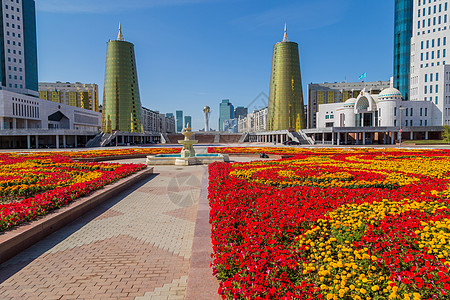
267 25 306 131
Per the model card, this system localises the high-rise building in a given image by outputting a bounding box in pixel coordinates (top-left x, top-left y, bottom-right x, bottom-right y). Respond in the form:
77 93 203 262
410 0 450 125
394 0 414 101
142 107 175 134
219 99 234 131
0 0 38 96
267 25 306 131
176 110 183 132
102 24 143 133
39 82 99 112
307 81 390 128
184 115 192 128
234 106 248 119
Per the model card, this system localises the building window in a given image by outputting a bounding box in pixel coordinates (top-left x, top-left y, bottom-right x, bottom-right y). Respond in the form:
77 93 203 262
425 107 428 116
394 107 397 116
411 108 414 116
420 107 423 116
436 84 439 92
406 108 409 117
425 74 428 82
436 96 438 104
436 73 439 81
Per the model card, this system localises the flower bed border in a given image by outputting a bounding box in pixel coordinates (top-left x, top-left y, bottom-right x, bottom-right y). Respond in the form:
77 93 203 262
0 166 154 264
73 154 151 162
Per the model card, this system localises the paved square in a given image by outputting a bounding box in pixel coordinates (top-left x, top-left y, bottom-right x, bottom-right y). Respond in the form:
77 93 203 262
0 160 206 300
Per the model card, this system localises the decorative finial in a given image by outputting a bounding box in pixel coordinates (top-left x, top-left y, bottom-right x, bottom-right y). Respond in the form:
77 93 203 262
117 22 124 41
282 23 289 42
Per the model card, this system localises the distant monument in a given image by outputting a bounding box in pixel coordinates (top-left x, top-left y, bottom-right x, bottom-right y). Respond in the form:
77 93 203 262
203 106 211 132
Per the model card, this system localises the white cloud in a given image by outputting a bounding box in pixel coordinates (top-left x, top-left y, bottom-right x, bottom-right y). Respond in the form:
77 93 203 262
37 0 216 13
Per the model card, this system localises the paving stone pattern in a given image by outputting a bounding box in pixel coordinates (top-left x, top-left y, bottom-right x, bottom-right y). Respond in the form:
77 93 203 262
0 161 206 300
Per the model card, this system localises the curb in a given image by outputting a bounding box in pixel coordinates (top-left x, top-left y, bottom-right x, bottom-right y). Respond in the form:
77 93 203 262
185 167 221 300
73 154 150 162
0 167 154 265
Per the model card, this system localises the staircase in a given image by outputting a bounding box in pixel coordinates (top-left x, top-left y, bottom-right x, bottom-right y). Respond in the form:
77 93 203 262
100 131 119 147
238 133 248 143
160 133 169 144
85 131 103 148
287 131 314 145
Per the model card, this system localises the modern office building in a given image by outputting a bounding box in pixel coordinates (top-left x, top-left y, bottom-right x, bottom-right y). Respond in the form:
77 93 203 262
142 107 175 134
316 87 436 128
267 25 306 131
176 110 183 132
219 99 234 131
307 87 442 145
410 0 450 125
307 81 391 128
102 24 143 133
184 115 192 128
234 106 248 119
223 118 238 133
0 0 38 97
39 82 99 112
394 0 414 100
0 0 102 149
238 107 268 133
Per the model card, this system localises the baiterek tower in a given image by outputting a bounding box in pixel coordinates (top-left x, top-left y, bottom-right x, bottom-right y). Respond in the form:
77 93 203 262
102 23 143 133
268 24 306 131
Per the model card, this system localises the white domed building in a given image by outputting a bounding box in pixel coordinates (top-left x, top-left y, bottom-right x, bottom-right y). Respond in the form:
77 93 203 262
313 87 440 144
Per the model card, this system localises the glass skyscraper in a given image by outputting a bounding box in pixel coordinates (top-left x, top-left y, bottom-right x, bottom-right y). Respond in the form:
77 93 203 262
184 116 192 128
176 110 183 132
268 25 306 131
102 25 143 133
219 99 234 131
394 0 413 100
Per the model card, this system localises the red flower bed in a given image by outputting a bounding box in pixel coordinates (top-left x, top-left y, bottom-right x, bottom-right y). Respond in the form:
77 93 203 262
209 149 450 299
0 153 147 232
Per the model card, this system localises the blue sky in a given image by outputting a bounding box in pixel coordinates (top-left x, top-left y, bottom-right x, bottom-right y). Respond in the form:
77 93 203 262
36 0 394 131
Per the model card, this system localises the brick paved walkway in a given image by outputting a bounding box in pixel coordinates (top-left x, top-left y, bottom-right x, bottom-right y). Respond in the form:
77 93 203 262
0 160 207 300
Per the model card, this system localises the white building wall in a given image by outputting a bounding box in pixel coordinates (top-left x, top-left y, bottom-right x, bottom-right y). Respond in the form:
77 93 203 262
316 90 435 128
410 0 450 126
316 103 342 128
0 90 101 131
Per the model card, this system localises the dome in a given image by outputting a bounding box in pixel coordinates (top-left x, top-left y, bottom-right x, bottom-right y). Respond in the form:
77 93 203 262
203 106 211 112
378 88 403 100
343 98 356 106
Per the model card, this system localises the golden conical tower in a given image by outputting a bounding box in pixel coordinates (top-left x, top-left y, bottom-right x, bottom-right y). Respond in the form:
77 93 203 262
267 25 306 131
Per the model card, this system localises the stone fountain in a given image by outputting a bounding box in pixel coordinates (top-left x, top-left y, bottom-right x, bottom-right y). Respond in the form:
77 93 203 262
145 124 229 166
179 123 197 158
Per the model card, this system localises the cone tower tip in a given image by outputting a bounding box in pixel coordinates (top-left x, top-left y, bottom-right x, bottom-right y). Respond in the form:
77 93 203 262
282 23 289 42
117 22 124 41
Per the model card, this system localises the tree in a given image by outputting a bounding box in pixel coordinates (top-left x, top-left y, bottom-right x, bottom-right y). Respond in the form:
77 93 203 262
443 125 450 143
